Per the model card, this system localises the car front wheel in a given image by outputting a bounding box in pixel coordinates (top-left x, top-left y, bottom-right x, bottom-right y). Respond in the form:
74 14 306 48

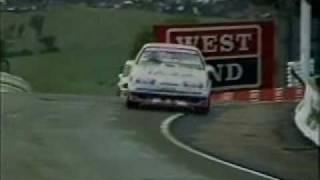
194 99 210 115
126 99 139 109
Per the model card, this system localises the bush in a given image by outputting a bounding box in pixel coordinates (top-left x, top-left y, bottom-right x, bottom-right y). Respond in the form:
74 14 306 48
0 39 5 58
17 24 25 38
0 59 10 72
38 36 60 53
315 76 320 88
4 25 16 39
29 14 45 37
40 47 60 54
0 39 31 58
4 49 33 58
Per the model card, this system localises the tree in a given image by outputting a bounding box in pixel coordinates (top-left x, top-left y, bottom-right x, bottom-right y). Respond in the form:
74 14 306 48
17 24 25 38
0 39 10 72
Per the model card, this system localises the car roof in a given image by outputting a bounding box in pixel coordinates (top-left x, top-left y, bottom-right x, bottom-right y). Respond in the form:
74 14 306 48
143 43 199 51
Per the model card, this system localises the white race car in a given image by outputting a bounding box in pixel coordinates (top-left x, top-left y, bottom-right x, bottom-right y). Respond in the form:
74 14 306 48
118 43 213 114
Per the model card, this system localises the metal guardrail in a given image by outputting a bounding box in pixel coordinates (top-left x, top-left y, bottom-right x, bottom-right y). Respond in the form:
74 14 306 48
295 78 319 146
0 72 32 93
287 59 314 87
287 61 319 145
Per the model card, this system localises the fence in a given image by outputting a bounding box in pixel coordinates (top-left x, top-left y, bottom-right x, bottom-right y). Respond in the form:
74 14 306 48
0 72 32 93
294 77 319 146
287 59 315 87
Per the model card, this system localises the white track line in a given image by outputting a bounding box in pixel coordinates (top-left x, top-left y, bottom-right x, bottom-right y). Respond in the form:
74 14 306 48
161 113 280 180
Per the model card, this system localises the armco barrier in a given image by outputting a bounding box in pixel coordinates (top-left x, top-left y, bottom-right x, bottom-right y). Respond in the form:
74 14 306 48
211 88 304 103
211 86 318 146
287 59 314 87
0 72 32 93
294 79 319 146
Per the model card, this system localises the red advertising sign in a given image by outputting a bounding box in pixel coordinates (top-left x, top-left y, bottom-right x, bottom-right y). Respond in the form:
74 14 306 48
154 21 275 90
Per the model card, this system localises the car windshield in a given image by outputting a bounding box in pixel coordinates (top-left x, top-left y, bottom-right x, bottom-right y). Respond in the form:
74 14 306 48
138 48 204 69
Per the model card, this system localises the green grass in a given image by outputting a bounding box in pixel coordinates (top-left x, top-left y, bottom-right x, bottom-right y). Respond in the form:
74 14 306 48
2 4 218 95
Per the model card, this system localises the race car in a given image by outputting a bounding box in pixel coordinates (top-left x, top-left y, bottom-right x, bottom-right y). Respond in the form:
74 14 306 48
120 43 213 114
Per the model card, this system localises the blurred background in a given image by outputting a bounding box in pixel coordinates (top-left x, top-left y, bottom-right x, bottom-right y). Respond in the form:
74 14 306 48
0 0 319 95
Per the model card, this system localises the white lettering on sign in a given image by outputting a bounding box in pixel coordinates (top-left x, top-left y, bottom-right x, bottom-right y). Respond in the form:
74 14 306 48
175 33 253 53
163 25 263 90
211 63 244 82
220 34 234 52
201 35 218 53
175 36 199 46
225 63 243 81
236 33 252 51
211 64 224 82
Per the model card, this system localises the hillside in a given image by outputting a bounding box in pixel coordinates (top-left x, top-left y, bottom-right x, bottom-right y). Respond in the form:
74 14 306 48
2 4 218 95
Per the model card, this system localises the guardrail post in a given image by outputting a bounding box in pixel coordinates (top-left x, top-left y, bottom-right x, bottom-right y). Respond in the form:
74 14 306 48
300 0 312 81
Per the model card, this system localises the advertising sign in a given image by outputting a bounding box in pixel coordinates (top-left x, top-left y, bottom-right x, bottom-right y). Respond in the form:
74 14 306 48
154 21 275 90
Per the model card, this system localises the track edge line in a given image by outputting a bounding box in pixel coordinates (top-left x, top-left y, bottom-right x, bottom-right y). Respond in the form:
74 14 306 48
161 113 280 180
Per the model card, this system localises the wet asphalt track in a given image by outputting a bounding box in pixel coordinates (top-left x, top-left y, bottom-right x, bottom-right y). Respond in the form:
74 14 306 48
1 93 271 180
